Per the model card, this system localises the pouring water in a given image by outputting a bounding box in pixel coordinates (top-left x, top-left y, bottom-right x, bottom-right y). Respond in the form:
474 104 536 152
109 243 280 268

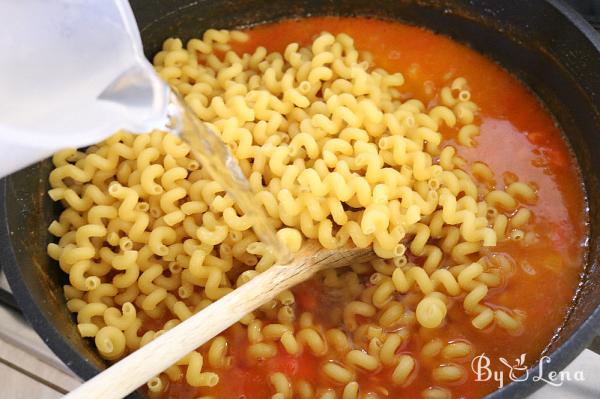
0 0 290 263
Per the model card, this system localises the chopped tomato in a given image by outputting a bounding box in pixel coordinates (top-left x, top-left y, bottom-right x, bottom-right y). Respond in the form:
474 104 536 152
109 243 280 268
295 280 320 311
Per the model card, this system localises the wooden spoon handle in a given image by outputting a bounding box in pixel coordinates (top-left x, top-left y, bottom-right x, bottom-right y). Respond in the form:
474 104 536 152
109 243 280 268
64 244 374 399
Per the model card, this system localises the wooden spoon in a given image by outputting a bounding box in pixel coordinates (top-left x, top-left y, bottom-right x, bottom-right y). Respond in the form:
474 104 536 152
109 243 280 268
64 242 375 399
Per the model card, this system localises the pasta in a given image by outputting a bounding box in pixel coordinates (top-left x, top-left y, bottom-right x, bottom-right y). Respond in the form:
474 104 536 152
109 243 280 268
45 22 555 398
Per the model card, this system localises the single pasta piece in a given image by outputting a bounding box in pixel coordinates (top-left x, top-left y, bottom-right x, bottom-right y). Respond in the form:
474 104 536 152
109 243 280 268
342 381 360 399
322 361 355 384
296 380 315 399
432 364 465 383
184 352 220 387
457 124 480 147
421 387 452 399
421 338 444 358
345 350 380 371
146 376 164 395
441 341 472 360
95 326 126 360
392 355 416 385
270 372 292 398
415 295 447 329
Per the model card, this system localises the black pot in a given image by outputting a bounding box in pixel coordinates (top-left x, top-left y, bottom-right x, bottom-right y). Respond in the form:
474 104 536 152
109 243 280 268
1 1 599 398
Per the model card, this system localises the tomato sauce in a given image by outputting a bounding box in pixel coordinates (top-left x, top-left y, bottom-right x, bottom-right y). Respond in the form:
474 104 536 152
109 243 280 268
161 17 587 399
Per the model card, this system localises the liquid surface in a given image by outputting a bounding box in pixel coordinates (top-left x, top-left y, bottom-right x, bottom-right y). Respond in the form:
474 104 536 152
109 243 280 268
161 17 586 399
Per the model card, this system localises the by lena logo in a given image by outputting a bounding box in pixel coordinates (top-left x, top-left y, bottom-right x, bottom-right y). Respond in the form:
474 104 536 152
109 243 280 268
471 353 585 388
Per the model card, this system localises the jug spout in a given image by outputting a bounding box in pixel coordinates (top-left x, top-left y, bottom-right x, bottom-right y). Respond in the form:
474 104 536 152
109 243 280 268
0 60 171 179
98 62 172 133
0 1 170 179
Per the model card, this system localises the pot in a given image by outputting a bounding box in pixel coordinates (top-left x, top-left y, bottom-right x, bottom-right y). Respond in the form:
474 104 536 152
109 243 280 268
1 1 599 398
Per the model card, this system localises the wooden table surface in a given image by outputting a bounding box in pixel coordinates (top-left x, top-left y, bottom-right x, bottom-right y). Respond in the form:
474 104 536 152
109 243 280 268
0 305 81 398
0 273 80 398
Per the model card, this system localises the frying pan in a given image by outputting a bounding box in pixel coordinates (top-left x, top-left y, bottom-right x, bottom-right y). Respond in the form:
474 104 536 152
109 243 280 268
1 0 599 398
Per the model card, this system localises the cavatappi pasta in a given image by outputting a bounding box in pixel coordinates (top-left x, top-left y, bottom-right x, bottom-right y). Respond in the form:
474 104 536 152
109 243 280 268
46 18 586 399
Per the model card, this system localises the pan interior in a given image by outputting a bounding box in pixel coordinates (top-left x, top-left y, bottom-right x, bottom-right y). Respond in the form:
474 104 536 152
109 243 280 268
1 1 599 398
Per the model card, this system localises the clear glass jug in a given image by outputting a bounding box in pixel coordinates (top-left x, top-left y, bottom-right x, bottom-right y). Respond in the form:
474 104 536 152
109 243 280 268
0 1 170 177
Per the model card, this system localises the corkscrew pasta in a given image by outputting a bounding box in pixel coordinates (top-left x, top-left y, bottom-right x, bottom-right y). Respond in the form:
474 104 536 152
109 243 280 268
43 19 585 399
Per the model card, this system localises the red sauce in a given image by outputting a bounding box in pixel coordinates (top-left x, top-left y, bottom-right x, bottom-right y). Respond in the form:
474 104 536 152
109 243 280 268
161 17 586 399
